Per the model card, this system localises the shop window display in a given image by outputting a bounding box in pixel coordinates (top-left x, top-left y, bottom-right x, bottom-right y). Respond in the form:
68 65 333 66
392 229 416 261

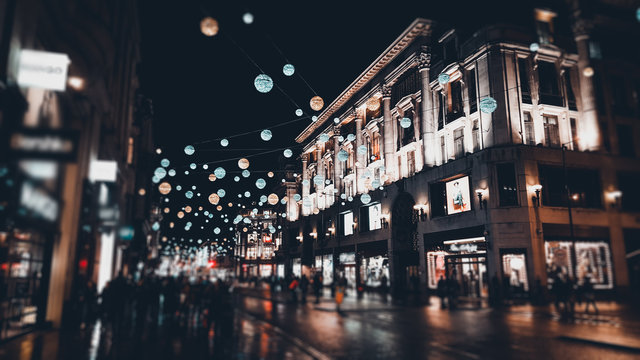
359 255 389 288
502 253 529 292
545 241 613 289
427 251 447 289
292 258 302 278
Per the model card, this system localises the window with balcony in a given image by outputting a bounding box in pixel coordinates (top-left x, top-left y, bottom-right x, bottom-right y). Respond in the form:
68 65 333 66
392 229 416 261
538 165 602 208
524 112 535 145
397 111 415 149
467 68 477 113
518 58 532 104
368 132 381 162
446 80 464 123
564 70 577 111
534 8 557 45
543 115 560 147
453 127 465 159
497 163 518 206
538 62 563 106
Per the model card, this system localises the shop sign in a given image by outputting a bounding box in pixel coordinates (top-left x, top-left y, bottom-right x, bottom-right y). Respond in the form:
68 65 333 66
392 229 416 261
19 182 59 222
339 252 355 264
118 226 135 241
10 128 78 161
89 160 117 183
449 243 478 252
17 50 70 91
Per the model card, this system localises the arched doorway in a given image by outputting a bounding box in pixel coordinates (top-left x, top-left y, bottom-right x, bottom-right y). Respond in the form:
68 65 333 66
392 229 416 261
390 191 418 298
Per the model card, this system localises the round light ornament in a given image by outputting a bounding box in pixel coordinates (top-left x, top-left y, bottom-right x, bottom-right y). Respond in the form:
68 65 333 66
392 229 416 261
234 176 240 182
283 149 293 158
361 193 371 204
529 42 539 52
334 117 340 124
168 169 176 177
293 194 301 201
244 191 251 198
267 171 274 178
214 167 226 179
159 182 172 195
400 117 412 129
214 227 221 235
177 211 184 219
268 193 279 205
242 12 254 24
208 193 220 205
311 116 318 122
254 74 274 93
338 149 349 162
313 175 324 186
217 189 226 198
319 133 330 143
480 97 498 113
347 134 356 142
200 17 219 37
154 167 167 179
256 178 266 189
185 206 192 213
184 145 195 155
582 66 594 77
438 73 450 85
220 139 229 147
283 64 295 76
238 158 250 169
208 173 217 182
189 163 196 170
260 129 272 141
357 145 368 155
161 159 170 167
185 191 194 199
242 170 250 178
310 96 324 111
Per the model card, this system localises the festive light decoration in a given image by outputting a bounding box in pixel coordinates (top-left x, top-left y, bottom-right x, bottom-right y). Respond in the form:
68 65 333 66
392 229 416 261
295 109 303 116
168 169 176 177
234 176 240 182
313 175 324 186
242 12 254 24
214 167 226 179
238 158 250 169
208 193 220 205
220 139 229 147
334 117 340 124
214 227 221 235
200 17 219 36
184 145 195 155
268 193 279 205
319 133 330 143
202 164 208 170
283 149 293 158
159 182 172 195
338 149 349 162
347 134 356 142
244 191 251 198
357 145 368 155
254 74 273 93
310 96 324 111
209 174 217 182
293 194 301 201
283 64 295 76
583 66 594 77
185 206 192 213
242 170 250 178
185 191 194 199
189 163 196 170
366 97 380 111
176 185 182 191
267 171 274 178
256 178 266 189
260 129 272 141
480 97 498 113
361 193 372 204
529 43 539 52
177 211 184 219
311 116 318 122
217 189 226 198
154 167 167 179
160 159 170 167
438 73 450 85
400 117 412 128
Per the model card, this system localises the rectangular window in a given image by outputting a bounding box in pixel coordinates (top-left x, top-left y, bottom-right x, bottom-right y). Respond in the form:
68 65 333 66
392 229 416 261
617 124 635 157
446 80 464 123
359 203 382 232
429 182 447 217
564 71 577 111
538 165 602 208
518 58 532 104
407 151 416 176
472 120 480 151
398 111 416 148
618 172 640 212
538 62 563 106
369 132 381 162
440 136 446 163
359 206 370 233
437 93 445 130
543 115 560 147
570 118 579 150
497 163 518 206
454 127 465 159
524 112 535 145
468 68 477 113
342 212 354 236
611 76 633 116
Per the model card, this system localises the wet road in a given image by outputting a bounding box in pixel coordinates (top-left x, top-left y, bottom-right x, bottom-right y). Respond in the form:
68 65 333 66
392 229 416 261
2 291 640 360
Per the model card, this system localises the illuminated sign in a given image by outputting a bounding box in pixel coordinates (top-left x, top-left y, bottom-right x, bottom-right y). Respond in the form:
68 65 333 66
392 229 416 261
368 203 382 231
118 226 135 241
17 50 70 91
10 128 78 161
445 176 471 215
339 252 355 264
19 182 59 222
449 244 478 252
89 160 117 183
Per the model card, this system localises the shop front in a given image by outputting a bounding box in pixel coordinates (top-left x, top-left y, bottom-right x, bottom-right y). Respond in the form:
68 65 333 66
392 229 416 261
425 227 489 303
357 240 389 291
314 253 333 286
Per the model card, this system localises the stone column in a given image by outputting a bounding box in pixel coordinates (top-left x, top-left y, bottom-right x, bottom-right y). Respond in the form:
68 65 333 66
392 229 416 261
382 84 396 183
316 141 324 208
571 13 600 151
302 154 309 215
418 46 436 167
355 107 365 194
333 126 342 197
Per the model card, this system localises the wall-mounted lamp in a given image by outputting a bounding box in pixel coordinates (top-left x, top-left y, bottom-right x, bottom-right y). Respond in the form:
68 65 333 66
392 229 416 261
296 235 303 243
606 190 622 209
309 232 317 239
531 184 542 207
475 189 487 209
413 204 428 221
381 214 390 229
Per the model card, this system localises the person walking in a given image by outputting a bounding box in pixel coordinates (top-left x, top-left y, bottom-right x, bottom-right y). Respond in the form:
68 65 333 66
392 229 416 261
582 275 598 315
335 274 347 313
300 274 309 303
288 276 299 303
313 272 323 304
437 275 448 309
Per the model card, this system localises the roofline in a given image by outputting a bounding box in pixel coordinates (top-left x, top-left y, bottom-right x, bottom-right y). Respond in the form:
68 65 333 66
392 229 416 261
295 18 434 143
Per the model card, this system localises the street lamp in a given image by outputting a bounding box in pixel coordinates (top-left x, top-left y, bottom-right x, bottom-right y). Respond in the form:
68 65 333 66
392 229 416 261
531 184 542 207
475 189 487 209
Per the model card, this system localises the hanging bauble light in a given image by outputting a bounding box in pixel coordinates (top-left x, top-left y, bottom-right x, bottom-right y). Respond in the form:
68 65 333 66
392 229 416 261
283 64 295 76
200 17 219 37
214 227 221 235
295 109 303 117
242 170 250 178
366 97 380 111
256 178 266 189
220 139 229 147
347 134 356 142
260 129 272 141
582 66 594 77
234 176 240 182
185 191 194 199
267 193 279 205
529 43 539 52
361 193 372 204
400 117 412 128
480 97 498 113
168 169 176 177
184 145 195 155
238 158 250 169
311 116 318 122
209 173 217 182
283 149 293 158
242 12 254 24
334 117 340 124
438 73 450 85
310 96 324 111
189 163 197 170
208 193 220 205
154 167 167 179
161 159 170 167
319 133 330 143
338 149 349 162
293 194 301 202
177 211 185 219
184 206 192 213
254 74 273 93
159 182 172 195
267 171 274 178
214 167 226 179
217 189 226 198
244 191 251 198
357 145 368 155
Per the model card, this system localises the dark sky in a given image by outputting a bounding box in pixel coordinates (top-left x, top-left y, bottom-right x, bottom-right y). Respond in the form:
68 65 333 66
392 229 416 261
136 0 558 249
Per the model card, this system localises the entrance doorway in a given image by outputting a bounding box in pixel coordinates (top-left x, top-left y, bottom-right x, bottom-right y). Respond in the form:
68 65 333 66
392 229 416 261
445 254 488 301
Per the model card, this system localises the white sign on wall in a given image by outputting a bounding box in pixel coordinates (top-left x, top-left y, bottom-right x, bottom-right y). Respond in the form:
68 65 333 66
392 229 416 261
89 160 117 183
17 50 70 91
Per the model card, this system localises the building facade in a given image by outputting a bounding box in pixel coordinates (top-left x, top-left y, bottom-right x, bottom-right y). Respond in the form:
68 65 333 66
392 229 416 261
285 2 640 303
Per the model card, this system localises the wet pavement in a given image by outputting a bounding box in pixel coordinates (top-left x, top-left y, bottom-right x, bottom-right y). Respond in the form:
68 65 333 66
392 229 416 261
2 288 640 360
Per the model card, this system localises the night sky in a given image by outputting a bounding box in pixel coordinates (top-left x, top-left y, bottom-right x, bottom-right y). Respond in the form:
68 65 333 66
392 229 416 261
137 0 560 250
